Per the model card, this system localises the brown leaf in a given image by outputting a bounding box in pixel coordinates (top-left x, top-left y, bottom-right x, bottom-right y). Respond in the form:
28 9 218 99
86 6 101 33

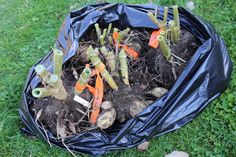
35 108 42 122
137 141 149 151
56 117 67 139
68 121 76 134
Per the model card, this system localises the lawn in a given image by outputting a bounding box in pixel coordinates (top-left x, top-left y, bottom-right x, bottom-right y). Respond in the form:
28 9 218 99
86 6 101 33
0 0 235 156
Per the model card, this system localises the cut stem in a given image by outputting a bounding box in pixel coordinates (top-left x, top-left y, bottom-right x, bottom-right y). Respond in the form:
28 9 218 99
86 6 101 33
172 5 180 29
148 12 163 28
108 36 113 45
99 35 105 46
87 46 118 90
53 48 63 77
106 23 112 38
100 46 116 72
95 23 101 41
35 64 50 83
163 6 168 25
173 26 180 43
169 20 175 43
158 35 171 61
119 49 129 85
47 74 59 87
74 66 92 94
121 27 130 38
102 28 107 38
32 75 67 100
32 88 51 98
160 30 166 39
163 6 168 31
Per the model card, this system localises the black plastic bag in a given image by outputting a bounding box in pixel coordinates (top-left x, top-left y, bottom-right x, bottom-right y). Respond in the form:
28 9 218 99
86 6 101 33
19 3 233 156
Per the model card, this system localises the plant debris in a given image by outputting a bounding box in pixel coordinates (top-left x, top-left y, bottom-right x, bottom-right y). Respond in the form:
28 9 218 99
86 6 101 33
30 5 200 139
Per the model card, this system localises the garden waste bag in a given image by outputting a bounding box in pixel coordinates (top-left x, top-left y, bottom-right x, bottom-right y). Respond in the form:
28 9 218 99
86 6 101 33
19 3 233 156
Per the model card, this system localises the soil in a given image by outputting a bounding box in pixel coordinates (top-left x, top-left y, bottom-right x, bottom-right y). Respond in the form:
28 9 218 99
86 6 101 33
31 28 200 137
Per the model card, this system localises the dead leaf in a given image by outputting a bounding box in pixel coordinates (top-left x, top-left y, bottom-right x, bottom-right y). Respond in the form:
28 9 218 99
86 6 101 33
56 117 67 139
165 151 189 157
35 108 42 122
68 121 76 134
137 141 149 151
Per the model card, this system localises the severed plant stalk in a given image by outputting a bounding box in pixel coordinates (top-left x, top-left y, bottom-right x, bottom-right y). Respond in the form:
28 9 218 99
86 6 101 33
148 12 165 28
99 35 105 46
35 64 50 83
102 28 107 38
160 30 166 39
106 23 112 38
172 5 180 42
32 88 51 98
158 35 171 61
32 74 67 100
172 5 180 29
163 6 168 25
119 48 129 85
163 6 168 31
173 26 180 43
120 27 131 38
99 28 107 46
74 66 92 95
113 27 118 33
87 46 118 90
169 20 176 43
100 46 116 72
95 23 101 41
53 48 63 77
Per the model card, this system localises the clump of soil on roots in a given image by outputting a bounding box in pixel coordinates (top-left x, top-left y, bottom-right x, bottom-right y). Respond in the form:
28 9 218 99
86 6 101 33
31 28 200 138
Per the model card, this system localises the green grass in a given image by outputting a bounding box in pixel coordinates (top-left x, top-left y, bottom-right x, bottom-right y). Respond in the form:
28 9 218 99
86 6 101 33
0 0 235 156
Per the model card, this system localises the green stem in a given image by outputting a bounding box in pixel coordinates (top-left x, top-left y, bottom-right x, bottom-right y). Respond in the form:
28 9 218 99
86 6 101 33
108 36 113 45
99 35 105 46
158 35 171 61
47 74 59 87
163 6 168 31
33 68 67 100
148 12 162 28
35 64 50 83
113 28 118 33
160 30 166 39
95 23 101 40
169 20 175 43
163 6 168 24
102 28 107 38
119 49 129 85
100 46 109 56
53 48 63 77
106 23 112 38
121 27 130 38
173 26 180 43
87 46 118 90
75 66 92 94
107 51 116 72
32 88 51 98
172 5 180 29
100 46 116 72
